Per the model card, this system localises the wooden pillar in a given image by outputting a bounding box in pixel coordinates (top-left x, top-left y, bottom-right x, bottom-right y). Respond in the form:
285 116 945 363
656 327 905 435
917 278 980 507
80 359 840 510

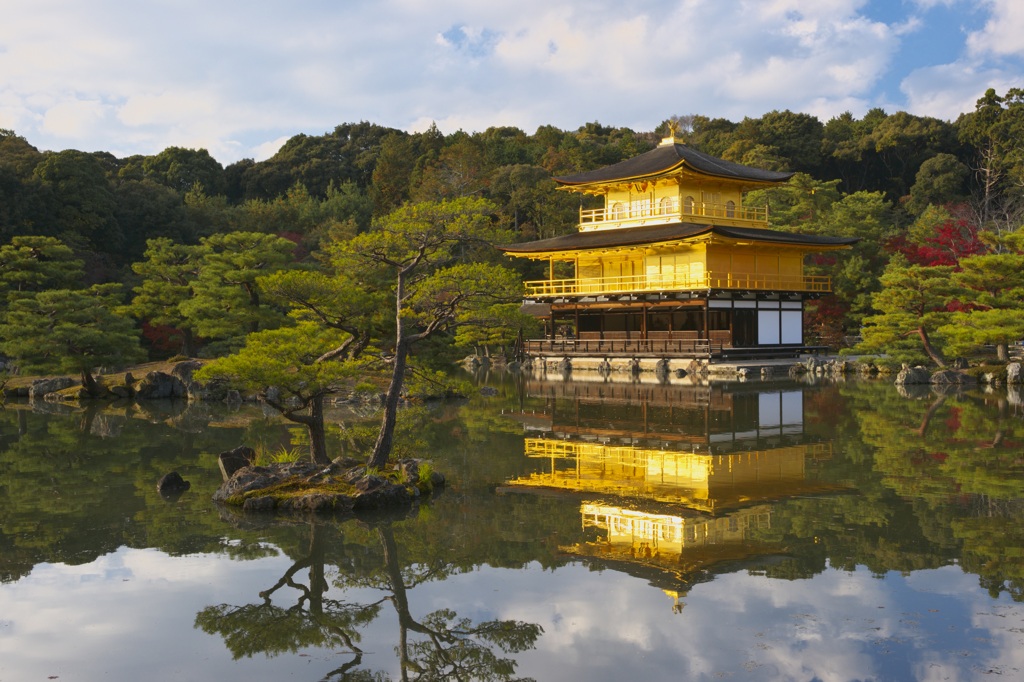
728 301 734 348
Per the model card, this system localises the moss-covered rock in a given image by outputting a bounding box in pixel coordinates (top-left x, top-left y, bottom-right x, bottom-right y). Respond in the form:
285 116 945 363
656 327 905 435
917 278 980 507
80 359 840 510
213 457 444 515
965 364 1008 383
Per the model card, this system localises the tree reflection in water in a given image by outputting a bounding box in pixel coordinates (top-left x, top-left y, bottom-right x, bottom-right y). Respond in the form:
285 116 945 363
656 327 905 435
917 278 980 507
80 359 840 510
195 522 379 678
195 519 543 682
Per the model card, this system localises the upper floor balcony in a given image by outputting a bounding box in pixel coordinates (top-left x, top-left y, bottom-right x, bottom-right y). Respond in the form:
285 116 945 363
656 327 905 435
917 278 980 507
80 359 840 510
524 271 831 298
580 197 768 231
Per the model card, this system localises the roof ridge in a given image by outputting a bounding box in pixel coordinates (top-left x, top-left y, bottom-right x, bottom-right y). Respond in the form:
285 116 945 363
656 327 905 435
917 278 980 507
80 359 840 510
554 143 793 186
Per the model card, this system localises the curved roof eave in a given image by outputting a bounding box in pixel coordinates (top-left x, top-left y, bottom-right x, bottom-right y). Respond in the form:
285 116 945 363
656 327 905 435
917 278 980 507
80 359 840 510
499 223 859 256
554 143 795 187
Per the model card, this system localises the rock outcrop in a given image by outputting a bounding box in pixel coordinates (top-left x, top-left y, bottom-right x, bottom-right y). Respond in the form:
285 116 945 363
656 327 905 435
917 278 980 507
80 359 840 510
29 377 76 400
134 371 189 400
218 446 257 481
894 365 932 386
1008 362 1022 385
157 471 191 496
930 369 977 386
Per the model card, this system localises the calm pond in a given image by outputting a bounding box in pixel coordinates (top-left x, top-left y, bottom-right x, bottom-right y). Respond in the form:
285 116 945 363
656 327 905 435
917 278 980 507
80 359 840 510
2 374 1023 681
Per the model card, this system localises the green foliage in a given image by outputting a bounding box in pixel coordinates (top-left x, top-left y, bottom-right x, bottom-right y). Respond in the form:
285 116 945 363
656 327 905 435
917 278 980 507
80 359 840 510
140 146 224 194
952 252 1024 308
687 115 738 157
865 111 959 198
411 138 489 202
178 231 296 351
0 129 44 178
856 255 959 365
0 283 144 384
403 366 470 399
337 197 509 273
332 197 522 363
958 88 1024 190
130 232 299 357
746 173 842 228
241 122 401 200
727 109 825 174
197 322 365 464
232 182 370 246
129 237 202 355
906 153 970 215
407 261 523 332
818 191 899 327
417 461 435 492
113 179 195 263
938 252 1024 360
257 266 388 348
0 235 84 305
748 176 898 330
326 197 526 467
489 163 578 240
196 322 357 400
906 204 954 245
940 309 1024 359
32 150 121 254
254 443 304 465
453 301 537 353
370 132 416 215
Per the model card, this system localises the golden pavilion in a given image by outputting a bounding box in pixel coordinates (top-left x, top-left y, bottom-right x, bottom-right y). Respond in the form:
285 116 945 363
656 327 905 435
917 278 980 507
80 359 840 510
501 133 858 359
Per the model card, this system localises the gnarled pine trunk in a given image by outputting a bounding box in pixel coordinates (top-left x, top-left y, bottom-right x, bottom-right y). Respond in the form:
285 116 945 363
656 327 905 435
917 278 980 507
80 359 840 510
367 338 408 470
306 394 329 465
917 327 947 368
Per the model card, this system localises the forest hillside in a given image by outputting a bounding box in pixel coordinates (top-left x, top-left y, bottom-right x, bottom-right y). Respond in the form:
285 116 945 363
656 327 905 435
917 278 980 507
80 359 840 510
2 87 1024 370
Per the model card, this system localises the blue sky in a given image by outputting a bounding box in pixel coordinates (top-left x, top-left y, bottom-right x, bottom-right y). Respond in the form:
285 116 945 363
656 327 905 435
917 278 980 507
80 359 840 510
2 0 1022 165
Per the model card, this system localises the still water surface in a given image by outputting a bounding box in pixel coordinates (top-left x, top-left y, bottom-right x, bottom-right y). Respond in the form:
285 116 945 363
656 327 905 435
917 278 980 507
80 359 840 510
1 376 1023 681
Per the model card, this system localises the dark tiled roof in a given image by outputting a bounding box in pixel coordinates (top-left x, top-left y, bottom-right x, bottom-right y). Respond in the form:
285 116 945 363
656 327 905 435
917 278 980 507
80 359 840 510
499 222 858 255
713 225 859 246
554 143 794 186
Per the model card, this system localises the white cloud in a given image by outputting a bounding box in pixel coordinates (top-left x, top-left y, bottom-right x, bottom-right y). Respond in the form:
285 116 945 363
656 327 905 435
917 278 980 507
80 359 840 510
251 135 291 162
0 89 38 132
118 91 219 128
901 62 1018 120
910 0 960 8
4 549 1024 681
0 547 298 681
892 15 924 37
886 0 1024 121
0 0 1020 162
966 0 1024 57
40 98 109 139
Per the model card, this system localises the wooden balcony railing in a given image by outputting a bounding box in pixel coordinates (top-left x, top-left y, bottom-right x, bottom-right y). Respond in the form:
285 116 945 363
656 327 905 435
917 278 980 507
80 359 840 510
525 337 714 357
524 272 831 297
580 199 767 229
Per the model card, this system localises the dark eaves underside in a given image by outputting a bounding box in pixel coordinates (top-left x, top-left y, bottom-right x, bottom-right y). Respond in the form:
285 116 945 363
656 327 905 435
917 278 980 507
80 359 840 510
499 222 859 255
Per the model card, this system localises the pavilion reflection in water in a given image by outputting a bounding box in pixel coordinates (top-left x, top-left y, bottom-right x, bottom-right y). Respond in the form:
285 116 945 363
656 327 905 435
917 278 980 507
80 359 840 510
504 379 843 611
